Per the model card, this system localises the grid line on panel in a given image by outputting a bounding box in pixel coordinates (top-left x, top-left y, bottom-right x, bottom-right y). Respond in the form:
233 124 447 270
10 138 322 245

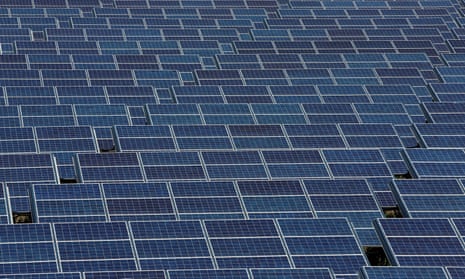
98 183 111 222
166 182 181 220
299 179 318 218
49 222 62 273
200 219 219 269
232 180 249 219
273 218 295 269
257 150 272 180
125 222 141 271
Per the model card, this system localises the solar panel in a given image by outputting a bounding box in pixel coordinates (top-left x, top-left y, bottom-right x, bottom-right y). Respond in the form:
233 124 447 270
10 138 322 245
0 154 56 182
0 127 35 153
147 104 204 124
403 149 465 178
323 149 392 177
375 218 465 266
113 125 175 151
0 274 81 279
413 123 465 148
76 153 144 182
36 126 96 152
255 268 335 279
204 219 289 268
31 183 106 223
84 271 165 279
140 151 206 180
340 124 403 148
171 181 243 219
239 180 312 219
174 125 232 150
169 269 248 279
304 179 382 227
130 220 213 270
74 104 130 126
0 223 57 274
278 218 366 276
104 182 174 221
285 124 342 148
263 150 329 179
446 267 465 279
54 222 136 272
393 179 463 218
252 103 306 121
360 266 448 279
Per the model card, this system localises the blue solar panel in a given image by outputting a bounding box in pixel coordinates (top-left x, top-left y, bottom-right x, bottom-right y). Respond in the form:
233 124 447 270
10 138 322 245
84 271 165 279
114 125 176 151
141 151 206 180
391 179 465 218
130 220 213 270
76 153 144 182
279 218 366 274
403 149 465 178
375 218 465 266
446 267 465 279
0 274 80 279
253 268 334 279
110 200 173 219
169 269 248 279
279 218 353 236
177 196 242 216
55 222 136 272
0 223 57 274
360 267 448 279
205 219 290 268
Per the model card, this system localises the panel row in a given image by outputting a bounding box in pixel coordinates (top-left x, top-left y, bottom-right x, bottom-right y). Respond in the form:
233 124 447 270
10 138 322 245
1 40 448 65
113 123 405 151
28 179 384 227
0 102 420 127
0 123 406 154
0 218 365 276
73 149 395 182
0 68 434 88
0 268 335 279
0 53 436 71
0 85 431 107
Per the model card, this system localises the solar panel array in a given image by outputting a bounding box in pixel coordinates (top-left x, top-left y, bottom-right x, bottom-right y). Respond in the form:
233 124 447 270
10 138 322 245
0 0 463 278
